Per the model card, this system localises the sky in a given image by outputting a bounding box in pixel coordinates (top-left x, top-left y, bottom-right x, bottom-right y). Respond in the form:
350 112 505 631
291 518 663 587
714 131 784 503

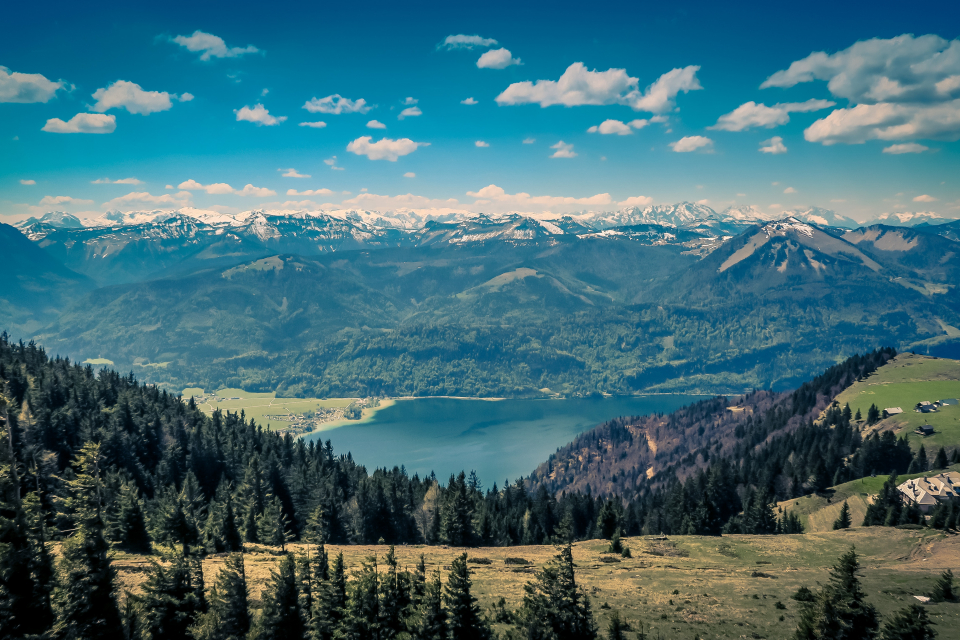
2 0 959 223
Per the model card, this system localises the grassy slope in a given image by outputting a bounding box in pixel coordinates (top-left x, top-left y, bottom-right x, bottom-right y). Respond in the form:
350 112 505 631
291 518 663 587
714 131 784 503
112 529 960 640
834 353 960 454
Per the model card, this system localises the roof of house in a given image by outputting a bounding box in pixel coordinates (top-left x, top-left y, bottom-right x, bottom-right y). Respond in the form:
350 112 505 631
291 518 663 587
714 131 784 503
898 472 960 506
941 398 958 405
885 407 903 414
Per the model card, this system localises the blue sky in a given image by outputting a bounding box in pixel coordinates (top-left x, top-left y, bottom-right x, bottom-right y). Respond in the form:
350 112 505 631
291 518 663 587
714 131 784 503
2 0 959 222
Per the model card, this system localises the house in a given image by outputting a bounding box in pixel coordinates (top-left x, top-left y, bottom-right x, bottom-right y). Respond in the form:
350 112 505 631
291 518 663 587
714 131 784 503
885 407 903 415
915 424 934 436
898 472 960 513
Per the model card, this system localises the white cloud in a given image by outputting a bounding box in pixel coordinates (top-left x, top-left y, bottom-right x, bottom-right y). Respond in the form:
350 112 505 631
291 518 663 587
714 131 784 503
177 179 275 196
522 137 536 144
40 195 94 206
0 66 64 103
403 97 418 105
303 94 372 114
367 120 386 129
549 141 576 158
759 136 788 154
587 119 633 135
299 121 327 128
784 187 797 194
398 106 421 119
234 103 286 126
619 195 653 206
628 119 650 130
171 31 259 61
882 142 930 154
764 35 960 144
346 136 429 161
20 179 36 185
165 185 173 189
475 140 490 147
324 157 337 165
495 62 701 113
101 191 192 209
261 88 269 97
461 97 478 105
179 93 194 102
477 48 521 69
42 113 116 134
709 99 835 131
913 194 937 202
669 135 713 152
696 199 710 205
280 168 310 178
91 177 144 184
439 35 498 50
466 184 611 209
404 172 416 178
287 188 333 196
91 80 176 115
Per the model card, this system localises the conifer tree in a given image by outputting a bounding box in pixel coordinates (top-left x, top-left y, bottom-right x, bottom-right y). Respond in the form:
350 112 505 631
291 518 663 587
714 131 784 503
915 445 929 473
932 569 955 603
192 552 251 640
135 555 206 640
114 479 152 553
254 553 304 640
308 551 346 640
606 611 627 640
445 554 490 640
440 473 474 547
411 554 427 607
51 443 125 640
863 475 902 526
517 544 597 640
340 556 380 640
932 447 949 470
879 603 936 640
834 501 852 530
867 404 880 425
204 480 242 554
412 570 447 640
258 495 292 551
379 546 410 639
795 547 879 640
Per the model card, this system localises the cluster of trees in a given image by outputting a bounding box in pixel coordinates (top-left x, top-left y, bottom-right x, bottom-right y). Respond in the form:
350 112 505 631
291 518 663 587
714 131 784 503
863 474 960 531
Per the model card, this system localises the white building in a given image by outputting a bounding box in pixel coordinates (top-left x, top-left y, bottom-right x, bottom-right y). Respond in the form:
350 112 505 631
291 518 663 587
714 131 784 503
898 472 960 513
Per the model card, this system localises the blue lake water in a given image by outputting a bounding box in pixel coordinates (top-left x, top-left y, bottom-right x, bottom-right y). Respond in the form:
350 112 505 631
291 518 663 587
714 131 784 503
305 395 705 486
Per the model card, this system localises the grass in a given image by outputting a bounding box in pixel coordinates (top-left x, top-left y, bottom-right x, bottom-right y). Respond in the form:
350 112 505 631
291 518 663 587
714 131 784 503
833 353 960 453
180 387 393 432
779 463 960 533
111 528 960 640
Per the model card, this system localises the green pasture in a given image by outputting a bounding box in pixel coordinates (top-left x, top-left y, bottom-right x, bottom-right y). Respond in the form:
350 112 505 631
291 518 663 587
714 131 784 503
181 387 365 431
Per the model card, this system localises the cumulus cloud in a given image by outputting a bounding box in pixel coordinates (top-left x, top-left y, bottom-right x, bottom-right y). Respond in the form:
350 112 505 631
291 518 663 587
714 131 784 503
522 137 536 144
466 184 611 209
398 106 421 119
347 136 428 161
299 121 327 128
171 30 259 61
669 135 713 152
40 195 94 206
587 119 635 135
439 34 498 50
882 142 929 154
324 156 344 170
477 48 521 69
100 191 193 209
0 66 64 103
303 94 372 114
404 172 416 178
461 97 478 105
913 194 937 202
403 97 418 105
20 179 36 185
279 168 310 178
784 187 797 194
234 103 286 125
619 195 654 206
764 34 960 144
287 188 332 196
475 140 490 147
709 99 835 131
179 93 194 102
177 179 275 196
495 62 701 113
91 80 175 115
367 120 386 129
549 141 576 158
759 136 788 154
92 177 144 184
42 113 116 134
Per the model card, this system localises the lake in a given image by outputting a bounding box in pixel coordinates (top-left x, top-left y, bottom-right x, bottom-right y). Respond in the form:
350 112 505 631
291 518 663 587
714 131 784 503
304 395 706 486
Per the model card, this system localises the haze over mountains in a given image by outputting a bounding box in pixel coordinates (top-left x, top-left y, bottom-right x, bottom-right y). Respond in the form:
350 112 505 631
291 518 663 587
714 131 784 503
3 202 959 398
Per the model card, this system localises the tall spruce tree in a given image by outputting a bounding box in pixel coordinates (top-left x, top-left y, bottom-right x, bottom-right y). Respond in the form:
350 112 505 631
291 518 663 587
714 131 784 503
444 554 490 640
932 569 955 603
341 556 380 640
879 603 936 640
192 552 251 640
135 555 206 640
114 479 152 553
379 546 410 639
834 501 852 530
254 553 304 640
308 551 346 640
517 544 597 640
795 547 879 640
412 570 447 640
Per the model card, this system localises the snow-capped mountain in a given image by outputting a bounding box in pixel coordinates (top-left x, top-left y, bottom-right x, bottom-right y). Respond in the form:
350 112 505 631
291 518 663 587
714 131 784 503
864 211 947 227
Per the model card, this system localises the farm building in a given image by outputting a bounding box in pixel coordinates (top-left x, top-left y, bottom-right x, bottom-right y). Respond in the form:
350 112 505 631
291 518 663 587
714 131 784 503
885 407 903 415
915 424 935 436
898 472 960 513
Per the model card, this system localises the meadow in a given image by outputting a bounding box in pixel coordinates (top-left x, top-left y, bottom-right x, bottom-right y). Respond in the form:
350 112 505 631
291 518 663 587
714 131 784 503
111 528 960 640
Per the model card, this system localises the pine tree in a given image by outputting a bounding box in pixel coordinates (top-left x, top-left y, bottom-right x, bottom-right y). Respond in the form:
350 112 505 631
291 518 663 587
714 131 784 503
879 603 936 640
596 499 623 540
915 445 929 473
258 495 292 551
855 408 862 421
135 555 206 640
834 501 852 530
204 480 242 554
440 473 474 547
444 554 490 640
254 553 304 640
863 475 902 526
192 552 251 640
341 556 380 640
114 480 152 553
932 447 949 470
795 547 879 640
412 570 447 640
51 443 125 640
606 610 627 640
379 546 410 640
932 569 955 603
517 544 597 640
308 552 346 640
867 404 880 425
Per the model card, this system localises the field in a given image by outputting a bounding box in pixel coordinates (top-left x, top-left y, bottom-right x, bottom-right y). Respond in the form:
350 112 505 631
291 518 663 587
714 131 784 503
181 387 393 432
833 353 960 453
111 528 960 640
779 463 960 533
